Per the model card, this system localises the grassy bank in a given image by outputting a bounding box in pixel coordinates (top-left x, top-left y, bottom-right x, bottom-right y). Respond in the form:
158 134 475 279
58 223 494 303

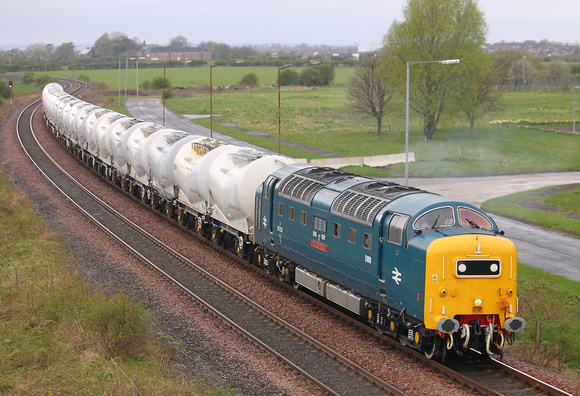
482 184 580 236
0 165 227 394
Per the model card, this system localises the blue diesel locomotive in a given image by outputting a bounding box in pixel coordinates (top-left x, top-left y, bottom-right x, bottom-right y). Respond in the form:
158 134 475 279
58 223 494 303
254 163 526 359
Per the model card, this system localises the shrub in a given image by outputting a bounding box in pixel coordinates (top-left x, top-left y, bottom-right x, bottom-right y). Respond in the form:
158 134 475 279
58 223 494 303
84 294 152 358
239 73 259 87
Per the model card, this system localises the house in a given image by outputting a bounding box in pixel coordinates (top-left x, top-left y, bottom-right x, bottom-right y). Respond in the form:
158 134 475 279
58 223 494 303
141 46 212 61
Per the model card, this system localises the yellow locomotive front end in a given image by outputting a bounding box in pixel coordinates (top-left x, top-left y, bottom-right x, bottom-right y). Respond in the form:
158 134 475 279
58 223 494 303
424 233 526 355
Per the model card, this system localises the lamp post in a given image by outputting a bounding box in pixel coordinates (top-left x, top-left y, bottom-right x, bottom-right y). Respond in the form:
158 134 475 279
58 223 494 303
574 86 580 134
210 61 227 138
405 59 460 186
278 64 295 155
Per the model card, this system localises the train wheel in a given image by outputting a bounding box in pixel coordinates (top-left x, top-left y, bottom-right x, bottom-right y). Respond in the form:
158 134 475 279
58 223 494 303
424 341 436 359
235 236 247 259
195 216 205 236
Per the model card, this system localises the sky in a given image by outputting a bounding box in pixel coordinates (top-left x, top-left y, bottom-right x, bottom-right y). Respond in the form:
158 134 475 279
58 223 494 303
1 0 579 50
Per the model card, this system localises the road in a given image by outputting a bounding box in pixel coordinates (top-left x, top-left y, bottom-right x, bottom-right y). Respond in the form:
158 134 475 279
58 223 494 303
127 98 580 282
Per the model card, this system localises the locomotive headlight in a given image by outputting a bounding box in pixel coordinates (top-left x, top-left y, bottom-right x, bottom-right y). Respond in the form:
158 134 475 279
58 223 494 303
439 287 448 297
474 298 483 307
507 287 514 296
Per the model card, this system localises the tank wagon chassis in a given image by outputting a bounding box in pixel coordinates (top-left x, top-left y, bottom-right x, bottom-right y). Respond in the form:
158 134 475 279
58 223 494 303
42 83 526 361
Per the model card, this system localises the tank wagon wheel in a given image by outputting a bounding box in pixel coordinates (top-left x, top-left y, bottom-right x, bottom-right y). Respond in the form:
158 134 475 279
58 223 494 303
234 235 248 259
211 225 225 246
194 216 206 236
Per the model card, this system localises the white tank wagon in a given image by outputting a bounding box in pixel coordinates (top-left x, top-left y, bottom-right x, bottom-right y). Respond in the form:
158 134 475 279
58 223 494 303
73 106 102 146
63 101 91 138
121 122 166 181
93 112 132 164
108 118 146 173
142 129 190 193
79 108 112 152
59 98 84 137
206 146 294 233
170 137 225 209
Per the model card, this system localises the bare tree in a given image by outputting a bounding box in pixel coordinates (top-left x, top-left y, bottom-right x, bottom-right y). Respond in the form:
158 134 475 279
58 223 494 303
347 56 395 134
169 35 190 48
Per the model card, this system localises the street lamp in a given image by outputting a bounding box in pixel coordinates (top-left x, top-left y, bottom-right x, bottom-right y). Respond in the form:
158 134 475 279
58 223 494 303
405 59 459 186
278 64 295 155
574 86 580 134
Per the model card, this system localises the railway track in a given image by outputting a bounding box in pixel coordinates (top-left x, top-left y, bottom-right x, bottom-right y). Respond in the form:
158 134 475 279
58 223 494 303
17 81 405 396
11 79 575 395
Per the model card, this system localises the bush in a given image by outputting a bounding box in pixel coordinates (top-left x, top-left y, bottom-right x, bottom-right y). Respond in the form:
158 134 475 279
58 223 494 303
239 72 259 87
280 69 298 86
151 76 171 90
77 74 91 82
84 294 152 358
0 81 8 99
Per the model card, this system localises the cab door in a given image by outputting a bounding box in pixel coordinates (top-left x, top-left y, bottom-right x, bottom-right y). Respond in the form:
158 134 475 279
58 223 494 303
254 175 278 247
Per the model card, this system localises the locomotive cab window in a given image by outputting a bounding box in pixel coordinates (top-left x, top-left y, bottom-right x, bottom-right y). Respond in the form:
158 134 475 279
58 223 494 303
458 207 492 230
413 207 454 230
387 214 409 246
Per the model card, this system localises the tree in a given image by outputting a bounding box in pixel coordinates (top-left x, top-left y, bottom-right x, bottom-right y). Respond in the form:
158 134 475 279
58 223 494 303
383 0 487 139
451 51 502 133
347 56 395 134
169 35 190 47
54 42 75 61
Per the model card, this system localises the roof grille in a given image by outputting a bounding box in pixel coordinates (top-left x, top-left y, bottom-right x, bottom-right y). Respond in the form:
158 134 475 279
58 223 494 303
331 191 387 225
278 174 325 203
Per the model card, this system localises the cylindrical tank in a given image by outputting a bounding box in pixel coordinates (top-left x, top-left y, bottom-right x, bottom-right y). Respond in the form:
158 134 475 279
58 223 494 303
92 112 130 163
121 122 165 179
142 129 190 192
206 147 294 221
74 106 101 145
169 136 219 205
79 108 112 152
65 102 92 138
108 118 144 172
60 98 83 136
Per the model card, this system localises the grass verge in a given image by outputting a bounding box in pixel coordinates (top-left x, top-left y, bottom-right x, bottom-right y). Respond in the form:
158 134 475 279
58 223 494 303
482 184 580 236
0 165 229 394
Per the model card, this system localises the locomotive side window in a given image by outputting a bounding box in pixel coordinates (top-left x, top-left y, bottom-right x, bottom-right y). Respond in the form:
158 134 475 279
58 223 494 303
263 175 277 200
363 233 372 250
348 227 356 244
387 214 409 245
333 223 341 239
300 211 307 226
289 206 295 221
458 207 492 230
313 216 327 232
277 202 284 217
413 207 454 230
